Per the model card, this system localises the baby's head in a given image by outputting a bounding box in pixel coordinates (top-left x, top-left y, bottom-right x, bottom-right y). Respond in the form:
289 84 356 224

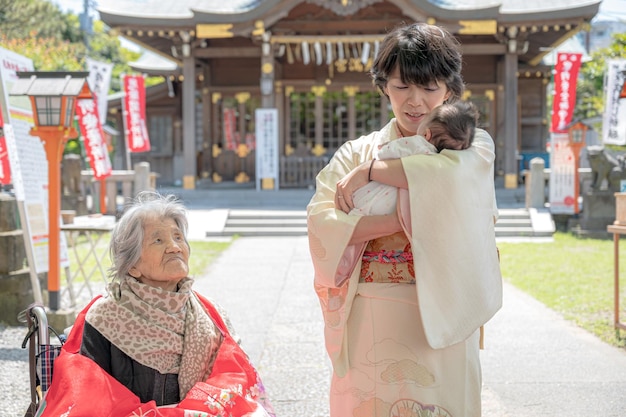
418 101 480 152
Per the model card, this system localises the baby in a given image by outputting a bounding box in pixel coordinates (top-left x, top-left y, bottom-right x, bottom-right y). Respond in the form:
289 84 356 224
351 100 479 216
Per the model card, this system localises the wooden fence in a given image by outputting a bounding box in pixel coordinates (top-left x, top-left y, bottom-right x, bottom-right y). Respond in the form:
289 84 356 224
280 156 329 188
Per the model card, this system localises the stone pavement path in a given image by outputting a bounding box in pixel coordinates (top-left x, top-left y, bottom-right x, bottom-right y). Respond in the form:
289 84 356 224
3 234 626 416
481 282 626 417
190 236 330 417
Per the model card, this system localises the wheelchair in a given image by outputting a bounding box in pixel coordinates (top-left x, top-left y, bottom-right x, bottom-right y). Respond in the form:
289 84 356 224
18 303 66 417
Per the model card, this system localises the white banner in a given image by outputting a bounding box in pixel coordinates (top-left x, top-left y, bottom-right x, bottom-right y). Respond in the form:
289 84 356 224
549 132 577 214
602 59 626 145
86 58 114 124
255 108 279 190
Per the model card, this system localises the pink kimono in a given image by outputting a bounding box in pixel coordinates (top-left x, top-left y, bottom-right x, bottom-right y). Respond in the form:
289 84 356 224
307 119 502 417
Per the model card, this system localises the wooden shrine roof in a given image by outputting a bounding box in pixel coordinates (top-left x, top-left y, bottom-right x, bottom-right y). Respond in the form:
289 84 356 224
99 0 601 69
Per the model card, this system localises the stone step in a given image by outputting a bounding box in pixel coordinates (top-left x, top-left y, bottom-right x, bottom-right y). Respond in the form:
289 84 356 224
228 210 307 219
220 226 307 237
226 218 307 228
206 207 554 239
496 218 532 227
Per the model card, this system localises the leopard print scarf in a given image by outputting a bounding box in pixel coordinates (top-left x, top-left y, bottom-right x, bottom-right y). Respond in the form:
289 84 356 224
85 276 221 399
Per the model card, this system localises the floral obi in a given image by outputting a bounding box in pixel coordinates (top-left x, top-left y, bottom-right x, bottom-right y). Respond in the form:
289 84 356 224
359 231 415 284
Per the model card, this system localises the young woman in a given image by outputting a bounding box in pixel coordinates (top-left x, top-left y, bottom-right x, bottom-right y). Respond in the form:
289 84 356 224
307 23 502 417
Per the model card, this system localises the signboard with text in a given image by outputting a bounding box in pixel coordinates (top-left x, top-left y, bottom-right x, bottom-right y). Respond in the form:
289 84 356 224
549 132 577 214
255 108 279 190
0 47 51 273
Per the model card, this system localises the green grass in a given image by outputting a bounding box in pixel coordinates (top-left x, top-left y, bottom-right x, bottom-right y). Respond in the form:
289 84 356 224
499 232 626 348
188 239 234 277
67 230 625 348
65 232 233 283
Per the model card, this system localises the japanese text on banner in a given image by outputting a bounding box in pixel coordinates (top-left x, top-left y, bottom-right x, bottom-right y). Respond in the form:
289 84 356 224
550 52 582 133
255 108 278 189
602 59 626 146
123 75 151 153
76 99 112 180
86 58 113 124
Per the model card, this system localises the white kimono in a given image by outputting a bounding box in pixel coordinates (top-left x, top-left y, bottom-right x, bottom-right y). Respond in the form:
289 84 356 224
307 119 502 417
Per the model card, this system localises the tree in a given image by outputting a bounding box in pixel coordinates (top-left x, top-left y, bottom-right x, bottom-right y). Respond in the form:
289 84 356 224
0 34 87 71
0 0 75 40
0 0 148 94
575 32 626 122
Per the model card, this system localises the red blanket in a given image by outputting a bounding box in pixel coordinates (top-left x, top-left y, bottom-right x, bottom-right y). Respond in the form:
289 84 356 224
37 294 274 417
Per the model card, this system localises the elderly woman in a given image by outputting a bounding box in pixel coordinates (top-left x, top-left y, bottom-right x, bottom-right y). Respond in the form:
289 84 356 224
40 191 275 417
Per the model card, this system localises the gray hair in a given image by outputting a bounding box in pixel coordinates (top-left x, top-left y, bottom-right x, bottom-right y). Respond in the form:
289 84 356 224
107 191 189 282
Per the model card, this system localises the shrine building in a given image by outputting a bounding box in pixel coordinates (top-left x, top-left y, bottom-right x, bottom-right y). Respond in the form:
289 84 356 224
99 0 601 189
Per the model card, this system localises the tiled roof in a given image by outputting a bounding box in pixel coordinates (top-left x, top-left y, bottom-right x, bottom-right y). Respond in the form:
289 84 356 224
98 0 261 18
98 0 601 22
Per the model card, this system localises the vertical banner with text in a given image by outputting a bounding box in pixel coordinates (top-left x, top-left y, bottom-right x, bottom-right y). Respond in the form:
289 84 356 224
122 74 151 153
86 58 113 125
223 108 238 151
76 98 112 180
549 133 578 214
549 52 582 215
602 59 626 146
550 52 582 133
255 108 278 190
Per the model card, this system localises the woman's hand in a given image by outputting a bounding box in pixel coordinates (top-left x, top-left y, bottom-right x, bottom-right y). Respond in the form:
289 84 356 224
335 160 371 213
335 158 408 213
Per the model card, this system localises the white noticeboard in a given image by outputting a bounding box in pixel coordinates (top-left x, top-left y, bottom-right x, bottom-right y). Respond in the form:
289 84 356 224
255 108 279 190
549 132 577 214
0 47 69 303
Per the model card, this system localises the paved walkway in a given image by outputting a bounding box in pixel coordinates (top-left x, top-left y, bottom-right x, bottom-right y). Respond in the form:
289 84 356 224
2 185 626 416
185 234 626 417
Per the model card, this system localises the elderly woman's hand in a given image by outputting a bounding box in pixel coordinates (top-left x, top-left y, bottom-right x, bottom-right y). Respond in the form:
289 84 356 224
335 160 372 213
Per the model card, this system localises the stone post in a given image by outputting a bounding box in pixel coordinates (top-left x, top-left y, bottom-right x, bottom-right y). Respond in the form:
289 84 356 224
61 153 87 215
526 157 546 209
0 193 36 325
134 162 151 194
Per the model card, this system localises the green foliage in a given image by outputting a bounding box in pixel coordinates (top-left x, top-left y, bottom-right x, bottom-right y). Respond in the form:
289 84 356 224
63 139 82 156
0 34 87 71
0 0 69 40
0 0 157 95
499 232 625 348
576 32 626 121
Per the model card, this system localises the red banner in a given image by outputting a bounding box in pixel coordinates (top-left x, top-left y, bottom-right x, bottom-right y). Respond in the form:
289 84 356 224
0 107 11 184
76 99 112 180
550 52 582 133
223 108 237 151
123 75 151 153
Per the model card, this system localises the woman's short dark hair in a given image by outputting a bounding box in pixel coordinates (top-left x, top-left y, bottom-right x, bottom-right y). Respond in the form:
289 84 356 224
371 23 465 102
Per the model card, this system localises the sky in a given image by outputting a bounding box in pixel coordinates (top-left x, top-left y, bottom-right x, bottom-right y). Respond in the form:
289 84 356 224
49 0 626 21
596 0 626 21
